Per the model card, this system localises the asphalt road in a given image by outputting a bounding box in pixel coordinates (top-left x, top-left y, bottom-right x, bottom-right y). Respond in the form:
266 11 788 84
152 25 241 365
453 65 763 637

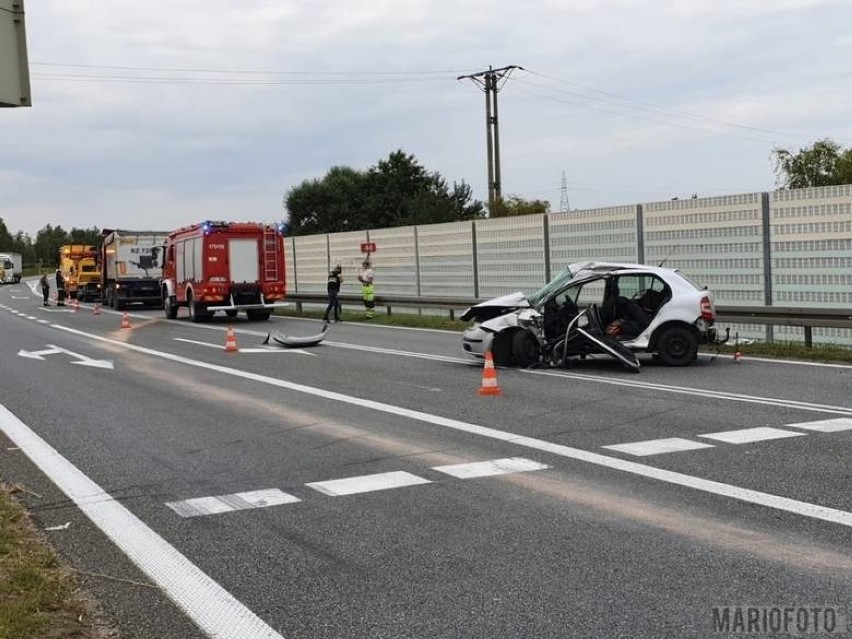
1 281 850 639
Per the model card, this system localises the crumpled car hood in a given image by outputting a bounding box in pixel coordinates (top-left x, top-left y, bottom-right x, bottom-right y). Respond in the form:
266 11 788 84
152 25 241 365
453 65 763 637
460 292 530 322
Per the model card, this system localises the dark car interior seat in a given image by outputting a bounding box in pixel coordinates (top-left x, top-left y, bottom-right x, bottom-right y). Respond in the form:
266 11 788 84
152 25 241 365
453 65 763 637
600 280 620 326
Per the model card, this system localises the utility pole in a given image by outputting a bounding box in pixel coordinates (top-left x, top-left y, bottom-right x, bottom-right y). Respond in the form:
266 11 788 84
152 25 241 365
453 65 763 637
458 65 522 212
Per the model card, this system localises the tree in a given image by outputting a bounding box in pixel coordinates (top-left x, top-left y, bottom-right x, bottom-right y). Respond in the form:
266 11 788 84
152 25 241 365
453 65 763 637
489 195 550 218
33 225 70 268
284 150 484 234
68 227 102 246
0 217 12 249
11 232 36 267
772 139 852 188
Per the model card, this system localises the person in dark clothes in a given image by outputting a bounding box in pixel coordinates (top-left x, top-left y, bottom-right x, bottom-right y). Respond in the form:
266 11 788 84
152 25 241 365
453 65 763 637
323 264 343 323
39 273 50 306
55 269 66 306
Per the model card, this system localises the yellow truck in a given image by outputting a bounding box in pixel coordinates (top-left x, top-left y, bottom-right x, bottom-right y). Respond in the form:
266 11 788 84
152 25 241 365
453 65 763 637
59 245 101 301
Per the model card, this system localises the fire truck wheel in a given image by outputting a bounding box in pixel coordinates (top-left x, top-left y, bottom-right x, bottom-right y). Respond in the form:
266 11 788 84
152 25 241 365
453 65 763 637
164 295 178 320
225 309 238 318
188 296 211 323
246 309 271 321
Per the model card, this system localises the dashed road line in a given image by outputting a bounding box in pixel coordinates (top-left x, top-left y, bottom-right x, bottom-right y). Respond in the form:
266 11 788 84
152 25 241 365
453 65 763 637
602 438 715 457
166 489 300 518
306 470 431 497
784 418 852 433
698 427 806 445
432 457 550 478
168 457 552 517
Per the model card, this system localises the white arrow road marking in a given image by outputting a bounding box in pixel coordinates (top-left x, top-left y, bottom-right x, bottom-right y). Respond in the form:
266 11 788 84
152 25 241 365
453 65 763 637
173 337 315 356
17 347 63 360
17 344 114 369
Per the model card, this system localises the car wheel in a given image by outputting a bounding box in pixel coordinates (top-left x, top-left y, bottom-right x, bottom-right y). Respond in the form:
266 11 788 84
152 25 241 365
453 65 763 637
512 330 540 367
656 325 697 367
491 332 513 367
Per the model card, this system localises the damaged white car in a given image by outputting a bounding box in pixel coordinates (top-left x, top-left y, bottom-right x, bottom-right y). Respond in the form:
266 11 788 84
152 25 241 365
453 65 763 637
461 262 726 370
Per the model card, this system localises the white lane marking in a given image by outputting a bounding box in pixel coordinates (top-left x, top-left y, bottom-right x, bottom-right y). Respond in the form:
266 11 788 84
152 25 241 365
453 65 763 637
37 319 50 324
699 427 806 445
324 339 475 365
26 315 37 320
306 471 431 497
784 418 852 433
173 337 314 356
271 314 456 335
524 369 852 417
0 403 286 639
432 457 550 479
698 352 852 370
52 324 852 528
166 489 300 518
602 438 715 457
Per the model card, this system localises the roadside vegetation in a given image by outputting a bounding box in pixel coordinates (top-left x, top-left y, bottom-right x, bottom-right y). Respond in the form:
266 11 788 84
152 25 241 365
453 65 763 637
0 484 107 639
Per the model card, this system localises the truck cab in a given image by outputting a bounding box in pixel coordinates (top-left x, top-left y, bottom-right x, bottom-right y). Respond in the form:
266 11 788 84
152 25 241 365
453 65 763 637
59 245 101 301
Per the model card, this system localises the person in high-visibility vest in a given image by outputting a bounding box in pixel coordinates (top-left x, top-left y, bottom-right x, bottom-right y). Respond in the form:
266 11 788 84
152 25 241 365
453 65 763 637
358 259 375 319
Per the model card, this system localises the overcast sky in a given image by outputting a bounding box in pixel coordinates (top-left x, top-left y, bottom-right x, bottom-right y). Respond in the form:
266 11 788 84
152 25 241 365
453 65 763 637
2 0 851 237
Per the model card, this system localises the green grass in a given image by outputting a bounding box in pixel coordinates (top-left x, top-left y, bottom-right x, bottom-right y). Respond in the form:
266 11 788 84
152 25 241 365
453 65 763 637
0 485 102 639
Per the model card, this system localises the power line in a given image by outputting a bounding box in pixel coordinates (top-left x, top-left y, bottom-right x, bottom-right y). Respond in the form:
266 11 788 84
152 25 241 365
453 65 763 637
523 68 842 145
30 72 451 86
32 61 470 77
511 83 776 144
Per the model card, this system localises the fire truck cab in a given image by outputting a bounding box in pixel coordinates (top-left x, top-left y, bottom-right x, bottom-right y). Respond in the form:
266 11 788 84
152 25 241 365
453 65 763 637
161 221 287 322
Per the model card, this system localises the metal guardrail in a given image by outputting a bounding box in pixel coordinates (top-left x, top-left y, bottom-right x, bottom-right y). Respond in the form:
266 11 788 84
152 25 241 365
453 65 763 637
287 293 852 347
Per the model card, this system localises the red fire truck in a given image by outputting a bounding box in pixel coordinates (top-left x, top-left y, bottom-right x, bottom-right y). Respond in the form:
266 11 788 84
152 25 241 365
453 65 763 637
160 221 287 322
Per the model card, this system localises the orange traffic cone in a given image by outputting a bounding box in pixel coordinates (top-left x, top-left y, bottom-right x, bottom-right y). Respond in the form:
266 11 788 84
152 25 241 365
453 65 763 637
224 326 239 353
72 297 80 312
734 350 742 363
478 350 503 396
120 311 131 329
92 303 102 316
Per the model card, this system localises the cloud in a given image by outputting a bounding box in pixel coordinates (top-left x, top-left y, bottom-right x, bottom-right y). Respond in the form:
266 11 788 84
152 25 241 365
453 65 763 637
2 0 851 234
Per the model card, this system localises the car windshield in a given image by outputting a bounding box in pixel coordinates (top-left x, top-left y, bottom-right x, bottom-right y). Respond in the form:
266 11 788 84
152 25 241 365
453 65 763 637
528 268 576 307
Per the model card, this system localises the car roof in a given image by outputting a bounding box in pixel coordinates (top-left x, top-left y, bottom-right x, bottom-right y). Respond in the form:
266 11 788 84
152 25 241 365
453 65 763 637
568 261 676 278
